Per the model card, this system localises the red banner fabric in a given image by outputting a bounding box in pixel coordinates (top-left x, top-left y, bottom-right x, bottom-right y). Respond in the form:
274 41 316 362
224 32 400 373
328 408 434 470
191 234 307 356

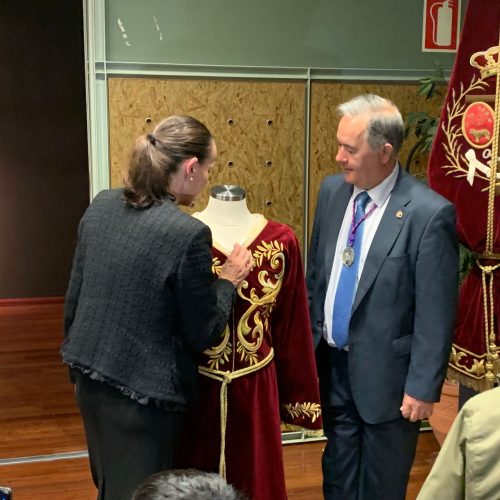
428 0 500 390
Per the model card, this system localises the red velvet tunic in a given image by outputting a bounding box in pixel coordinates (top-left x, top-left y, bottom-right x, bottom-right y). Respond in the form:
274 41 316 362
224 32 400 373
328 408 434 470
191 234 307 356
176 219 322 500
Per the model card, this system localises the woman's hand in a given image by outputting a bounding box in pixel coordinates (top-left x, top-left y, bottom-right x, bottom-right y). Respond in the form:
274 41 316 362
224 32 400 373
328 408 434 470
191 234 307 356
218 243 253 287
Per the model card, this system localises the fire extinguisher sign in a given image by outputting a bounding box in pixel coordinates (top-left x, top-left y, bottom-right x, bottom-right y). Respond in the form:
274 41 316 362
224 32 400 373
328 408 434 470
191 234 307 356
422 0 461 52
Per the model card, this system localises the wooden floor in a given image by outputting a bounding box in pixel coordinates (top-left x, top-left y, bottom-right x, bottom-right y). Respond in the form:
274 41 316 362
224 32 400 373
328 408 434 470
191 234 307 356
0 434 439 500
0 300 441 499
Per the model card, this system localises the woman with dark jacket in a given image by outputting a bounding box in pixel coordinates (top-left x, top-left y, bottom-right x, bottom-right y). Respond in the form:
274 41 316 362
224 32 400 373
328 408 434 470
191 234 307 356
61 115 252 500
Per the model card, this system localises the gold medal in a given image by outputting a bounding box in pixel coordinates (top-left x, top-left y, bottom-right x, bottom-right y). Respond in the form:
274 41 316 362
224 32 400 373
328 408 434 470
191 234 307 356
342 246 355 267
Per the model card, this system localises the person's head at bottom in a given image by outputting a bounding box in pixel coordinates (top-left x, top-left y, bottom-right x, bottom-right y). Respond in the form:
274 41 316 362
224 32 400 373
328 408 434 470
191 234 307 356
131 469 246 500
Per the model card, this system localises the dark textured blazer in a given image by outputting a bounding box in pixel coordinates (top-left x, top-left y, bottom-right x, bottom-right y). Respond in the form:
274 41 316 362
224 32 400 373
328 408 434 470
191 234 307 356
307 168 459 424
61 189 236 410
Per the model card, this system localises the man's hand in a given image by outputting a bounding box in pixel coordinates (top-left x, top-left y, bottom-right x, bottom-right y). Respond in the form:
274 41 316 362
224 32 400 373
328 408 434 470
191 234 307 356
400 393 434 422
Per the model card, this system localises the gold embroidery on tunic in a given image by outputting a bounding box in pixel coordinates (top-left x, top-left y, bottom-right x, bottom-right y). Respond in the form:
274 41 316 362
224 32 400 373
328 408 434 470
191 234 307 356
237 241 285 365
450 345 487 378
212 257 222 276
282 402 322 423
204 325 232 371
204 258 232 370
204 241 285 368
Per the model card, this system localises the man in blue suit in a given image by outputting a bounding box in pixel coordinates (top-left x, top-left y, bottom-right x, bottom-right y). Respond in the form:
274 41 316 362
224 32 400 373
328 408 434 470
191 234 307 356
307 94 458 500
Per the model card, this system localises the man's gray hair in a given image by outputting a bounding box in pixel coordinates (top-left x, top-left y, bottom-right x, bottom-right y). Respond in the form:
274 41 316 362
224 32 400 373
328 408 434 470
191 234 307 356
337 94 404 155
131 469 246 500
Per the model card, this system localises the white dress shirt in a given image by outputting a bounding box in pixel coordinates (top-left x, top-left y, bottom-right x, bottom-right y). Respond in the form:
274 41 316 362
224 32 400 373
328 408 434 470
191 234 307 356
323 164 399 347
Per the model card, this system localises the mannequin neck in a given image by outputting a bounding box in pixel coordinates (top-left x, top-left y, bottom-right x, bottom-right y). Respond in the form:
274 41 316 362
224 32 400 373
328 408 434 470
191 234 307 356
196 196 255 227
194 196 266 251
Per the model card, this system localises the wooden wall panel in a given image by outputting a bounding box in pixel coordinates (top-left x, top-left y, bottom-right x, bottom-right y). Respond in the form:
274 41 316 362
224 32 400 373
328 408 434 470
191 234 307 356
309 82 444 234
108 78 306 244
109 78 445 247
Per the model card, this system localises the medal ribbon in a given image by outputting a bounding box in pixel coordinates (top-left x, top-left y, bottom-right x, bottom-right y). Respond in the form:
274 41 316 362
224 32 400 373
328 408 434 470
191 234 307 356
347 196 376 248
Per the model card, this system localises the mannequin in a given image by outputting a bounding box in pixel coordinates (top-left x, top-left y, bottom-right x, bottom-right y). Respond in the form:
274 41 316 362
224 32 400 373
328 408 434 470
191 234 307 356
193 185 265 251
177 185 321 500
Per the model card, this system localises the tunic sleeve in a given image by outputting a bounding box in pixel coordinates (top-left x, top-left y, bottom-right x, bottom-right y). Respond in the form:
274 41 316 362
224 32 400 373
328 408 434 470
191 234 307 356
271 228 322 430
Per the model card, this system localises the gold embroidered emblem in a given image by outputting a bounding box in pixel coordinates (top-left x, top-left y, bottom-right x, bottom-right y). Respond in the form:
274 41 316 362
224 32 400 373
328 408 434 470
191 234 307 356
237 240 285 365
439 45 500 188
282 402 322 423
204 240 285 368
212 257 222 275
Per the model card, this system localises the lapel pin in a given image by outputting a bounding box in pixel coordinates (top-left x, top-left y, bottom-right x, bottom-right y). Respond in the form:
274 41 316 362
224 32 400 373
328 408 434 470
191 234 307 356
396 210 404 219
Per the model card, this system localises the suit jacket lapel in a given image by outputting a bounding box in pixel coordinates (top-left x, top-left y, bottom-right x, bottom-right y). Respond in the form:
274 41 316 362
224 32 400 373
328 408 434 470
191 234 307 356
325 182 353 284
351 169 412 315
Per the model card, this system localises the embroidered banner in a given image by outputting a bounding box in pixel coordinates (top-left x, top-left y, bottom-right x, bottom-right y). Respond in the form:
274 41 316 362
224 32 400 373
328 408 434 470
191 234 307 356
428 0 500 391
